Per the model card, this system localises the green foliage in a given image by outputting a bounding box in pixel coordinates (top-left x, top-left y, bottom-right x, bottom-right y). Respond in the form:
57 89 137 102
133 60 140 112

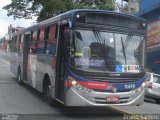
3 0 40 19
3 0 116 22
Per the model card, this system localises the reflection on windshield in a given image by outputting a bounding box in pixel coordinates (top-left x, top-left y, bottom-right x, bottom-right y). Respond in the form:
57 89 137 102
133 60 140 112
70 29 145 73
121 37 127 65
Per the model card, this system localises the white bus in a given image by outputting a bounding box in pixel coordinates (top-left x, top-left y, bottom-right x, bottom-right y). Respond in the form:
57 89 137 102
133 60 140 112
10 9 147 106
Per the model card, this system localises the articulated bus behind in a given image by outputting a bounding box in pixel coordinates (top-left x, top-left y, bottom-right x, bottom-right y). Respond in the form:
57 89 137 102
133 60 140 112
10 9 147 106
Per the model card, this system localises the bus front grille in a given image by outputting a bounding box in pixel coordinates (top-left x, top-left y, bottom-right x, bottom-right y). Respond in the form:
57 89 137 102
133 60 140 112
93 89 132 93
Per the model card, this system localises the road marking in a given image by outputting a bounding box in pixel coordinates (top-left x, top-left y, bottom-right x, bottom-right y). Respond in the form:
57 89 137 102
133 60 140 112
109 106 133 114
110 106 149 120
0 59 10 65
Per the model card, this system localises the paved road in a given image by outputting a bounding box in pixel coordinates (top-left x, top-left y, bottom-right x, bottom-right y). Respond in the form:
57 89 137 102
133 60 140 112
0 51 125 120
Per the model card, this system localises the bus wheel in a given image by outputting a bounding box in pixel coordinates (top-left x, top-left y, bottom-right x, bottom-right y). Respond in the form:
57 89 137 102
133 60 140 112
17 71 23 85
43 83 54 105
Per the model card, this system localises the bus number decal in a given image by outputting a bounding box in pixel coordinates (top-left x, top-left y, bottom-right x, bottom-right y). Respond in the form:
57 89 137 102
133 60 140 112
124 84 135 89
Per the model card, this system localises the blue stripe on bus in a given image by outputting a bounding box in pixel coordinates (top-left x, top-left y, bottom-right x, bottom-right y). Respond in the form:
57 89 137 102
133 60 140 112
66 68 145 91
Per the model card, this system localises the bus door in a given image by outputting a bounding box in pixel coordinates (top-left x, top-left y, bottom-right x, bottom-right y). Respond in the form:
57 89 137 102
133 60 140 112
23 32 30 81
55 24 69 101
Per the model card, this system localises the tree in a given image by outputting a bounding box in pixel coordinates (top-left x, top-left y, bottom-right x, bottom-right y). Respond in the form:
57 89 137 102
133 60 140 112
3 0 116 22
3 0 41 20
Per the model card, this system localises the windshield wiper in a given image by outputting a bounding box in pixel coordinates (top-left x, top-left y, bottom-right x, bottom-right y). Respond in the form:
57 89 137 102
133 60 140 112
121 37 127 65
92 27 104 53
120 32 134 52
124 32 134 50
93 27 103 44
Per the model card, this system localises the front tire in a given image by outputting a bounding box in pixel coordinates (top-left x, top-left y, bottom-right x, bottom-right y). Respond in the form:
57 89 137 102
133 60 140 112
43 82 54 105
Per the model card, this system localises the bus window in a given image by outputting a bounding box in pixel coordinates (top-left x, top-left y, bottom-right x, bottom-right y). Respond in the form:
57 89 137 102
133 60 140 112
13 36 18 53
36 28 45 54
20 35 24 53
30 42 37 54
30 31 37 54
39 28 45 41
17 35 21 53
11 37 14 53
46 24 57 55
32 31 38 41
48 25 57 43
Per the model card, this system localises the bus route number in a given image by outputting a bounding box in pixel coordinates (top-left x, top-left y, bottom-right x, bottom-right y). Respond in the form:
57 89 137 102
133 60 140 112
124 84 135 89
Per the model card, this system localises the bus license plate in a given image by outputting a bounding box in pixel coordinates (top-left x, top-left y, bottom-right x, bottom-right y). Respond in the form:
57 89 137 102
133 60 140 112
106 96 119 103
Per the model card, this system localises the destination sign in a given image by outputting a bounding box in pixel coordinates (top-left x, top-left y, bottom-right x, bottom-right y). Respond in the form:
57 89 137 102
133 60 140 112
75 12 146 30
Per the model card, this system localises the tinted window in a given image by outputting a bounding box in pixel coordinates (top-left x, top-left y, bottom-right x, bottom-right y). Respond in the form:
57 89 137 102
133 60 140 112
46 24 57 55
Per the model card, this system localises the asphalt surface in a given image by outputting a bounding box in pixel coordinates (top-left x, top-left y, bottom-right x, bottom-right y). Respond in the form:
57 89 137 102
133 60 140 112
0 50 160 120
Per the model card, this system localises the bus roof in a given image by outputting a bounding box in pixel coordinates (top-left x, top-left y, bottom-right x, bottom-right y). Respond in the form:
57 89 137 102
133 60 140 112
12 9 146 36
40 9 146 24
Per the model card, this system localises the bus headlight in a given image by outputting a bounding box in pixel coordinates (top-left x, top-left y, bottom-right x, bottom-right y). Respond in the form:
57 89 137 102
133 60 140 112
137 82 146 92
138 87 143 92
68 77 92 94
71 80 77 86
132 82 146 93
141 82 146 88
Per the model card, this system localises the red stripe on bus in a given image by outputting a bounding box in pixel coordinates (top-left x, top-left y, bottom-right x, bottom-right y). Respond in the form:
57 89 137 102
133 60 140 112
79 81 109 90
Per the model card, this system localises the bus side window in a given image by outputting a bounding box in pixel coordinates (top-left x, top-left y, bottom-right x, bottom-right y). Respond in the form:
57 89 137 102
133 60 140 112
32 31 38 41
39 28 45 41
20 35 24 53
11 37 14 53
13 36 18 53
30 30 38 54
17 35 21 53
36 27 45 54
46 24 57 55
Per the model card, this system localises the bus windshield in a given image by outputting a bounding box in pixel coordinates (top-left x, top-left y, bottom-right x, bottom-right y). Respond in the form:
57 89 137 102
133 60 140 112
70 29 145 73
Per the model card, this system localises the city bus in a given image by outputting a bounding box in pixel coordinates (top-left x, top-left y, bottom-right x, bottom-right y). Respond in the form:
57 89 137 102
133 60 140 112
10 9 147 106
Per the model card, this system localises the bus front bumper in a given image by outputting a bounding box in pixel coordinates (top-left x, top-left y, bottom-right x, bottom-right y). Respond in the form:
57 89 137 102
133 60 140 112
65 87 145 106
